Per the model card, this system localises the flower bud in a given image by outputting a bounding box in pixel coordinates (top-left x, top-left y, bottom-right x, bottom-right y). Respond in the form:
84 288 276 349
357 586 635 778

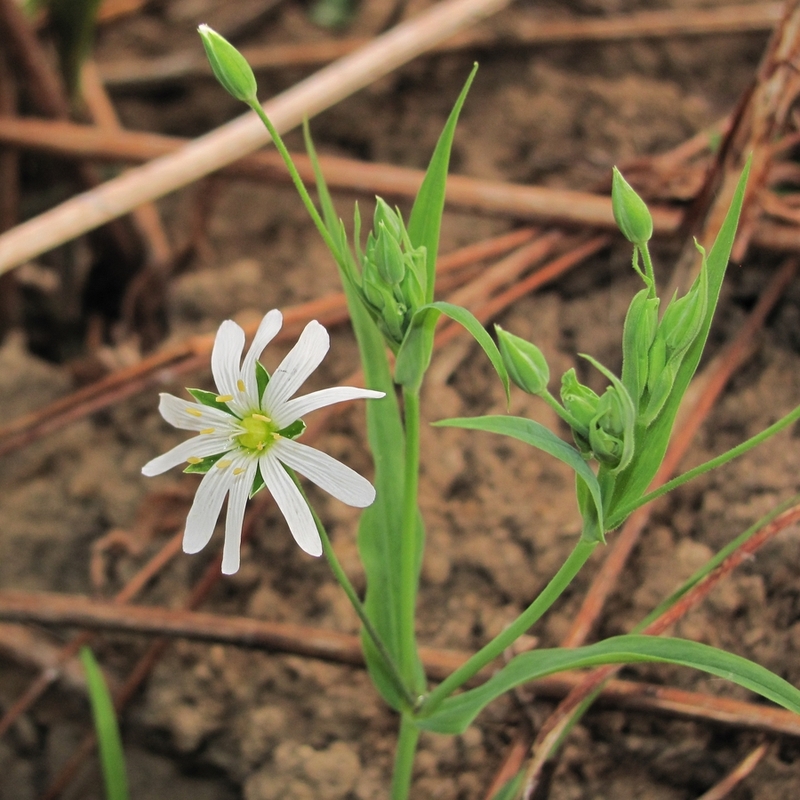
621 288 659 404
496 326 550 395
660 263 707 359
374 224 406 285
373 198 404 241
611 167 653 246
198 25 258 103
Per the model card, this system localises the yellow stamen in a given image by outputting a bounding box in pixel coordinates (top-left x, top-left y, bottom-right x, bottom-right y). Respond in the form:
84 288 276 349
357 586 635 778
186 407 203 417
233 467 245 475
272 432 281 439
215 394 234 403
200 428 215 435
256 443 264 451
216 459 232 469
252 413 271 422
237 379 245 392
186 457 203 464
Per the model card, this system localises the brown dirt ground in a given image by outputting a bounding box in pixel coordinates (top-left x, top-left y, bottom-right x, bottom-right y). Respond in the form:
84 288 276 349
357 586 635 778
2 0 800 798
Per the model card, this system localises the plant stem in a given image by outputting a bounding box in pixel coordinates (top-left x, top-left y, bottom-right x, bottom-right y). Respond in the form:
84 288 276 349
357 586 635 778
292 471 416 709
419 538 597 717
391 714 420 800
607 402 800 529
399 388 422 688
640 242 656 293
247 101 340 258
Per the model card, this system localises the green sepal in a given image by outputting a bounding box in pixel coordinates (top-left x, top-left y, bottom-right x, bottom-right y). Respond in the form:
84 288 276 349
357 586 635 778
183 452 227 474
250 465 265 498
256 361 270 401
187 388 238 416
278 419 306 439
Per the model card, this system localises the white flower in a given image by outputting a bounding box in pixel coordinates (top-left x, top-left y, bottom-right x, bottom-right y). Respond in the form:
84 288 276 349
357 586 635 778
142 309 384 574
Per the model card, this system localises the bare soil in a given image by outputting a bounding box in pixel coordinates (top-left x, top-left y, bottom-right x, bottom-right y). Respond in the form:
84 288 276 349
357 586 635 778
2 1 800 799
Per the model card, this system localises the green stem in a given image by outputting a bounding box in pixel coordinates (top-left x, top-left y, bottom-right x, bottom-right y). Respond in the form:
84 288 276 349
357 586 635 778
640 243 656 294
291 471 416 709
607 403 800 529
399 388 422 688
391 714 420 800
420 538 597 717
247 101 340 258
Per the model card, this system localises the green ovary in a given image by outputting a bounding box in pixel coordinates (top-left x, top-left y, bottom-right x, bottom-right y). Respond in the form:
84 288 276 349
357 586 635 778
237 413 279 452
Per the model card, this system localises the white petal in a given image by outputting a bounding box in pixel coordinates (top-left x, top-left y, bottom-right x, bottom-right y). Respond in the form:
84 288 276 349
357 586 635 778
273 438 376 508
158 393 240 432
211 319 245 398
141 436 234 476
221 458 259 574
272 387 386 429
183 461 236 554
240 310 283 401
259 453 322 556
262 320 329 412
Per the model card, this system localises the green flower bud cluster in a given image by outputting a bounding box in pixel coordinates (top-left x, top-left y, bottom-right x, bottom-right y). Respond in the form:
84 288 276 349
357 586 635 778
356 198 428 348
560 365 634 472
621 242 709 426
494 323 635 473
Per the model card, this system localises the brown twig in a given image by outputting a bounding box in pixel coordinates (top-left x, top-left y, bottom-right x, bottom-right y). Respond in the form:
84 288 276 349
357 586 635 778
3 589 800 743
696 741 770 800
98 4 782 87
0 116 685 238
0 0 512 274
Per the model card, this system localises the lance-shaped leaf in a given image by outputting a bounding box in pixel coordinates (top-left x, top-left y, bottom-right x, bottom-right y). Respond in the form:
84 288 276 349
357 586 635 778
417 634 800 734
434 415 603 533
407 64 478 303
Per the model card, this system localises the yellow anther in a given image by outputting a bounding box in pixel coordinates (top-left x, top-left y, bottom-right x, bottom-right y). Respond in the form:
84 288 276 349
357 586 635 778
252 413 271 422
215 394 234 403
237 379 245 392
186 407 203 417
233 467 245 475
200 428 215 435
256 443 264 451
216 459 233 469
271 432 281 439
186 457 203 464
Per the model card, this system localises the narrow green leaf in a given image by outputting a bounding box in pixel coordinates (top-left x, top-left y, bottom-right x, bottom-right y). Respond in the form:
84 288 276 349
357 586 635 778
434 415 603 532
490 771 525 800
417 634 800 734
408 64 478 302
80 647 129 800
303 116 420 707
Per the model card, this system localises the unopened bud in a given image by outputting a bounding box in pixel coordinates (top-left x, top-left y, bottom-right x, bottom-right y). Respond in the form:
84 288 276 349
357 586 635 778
611 167 653 246
496 326 550 395
199 25 258 103
375 224 406 285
